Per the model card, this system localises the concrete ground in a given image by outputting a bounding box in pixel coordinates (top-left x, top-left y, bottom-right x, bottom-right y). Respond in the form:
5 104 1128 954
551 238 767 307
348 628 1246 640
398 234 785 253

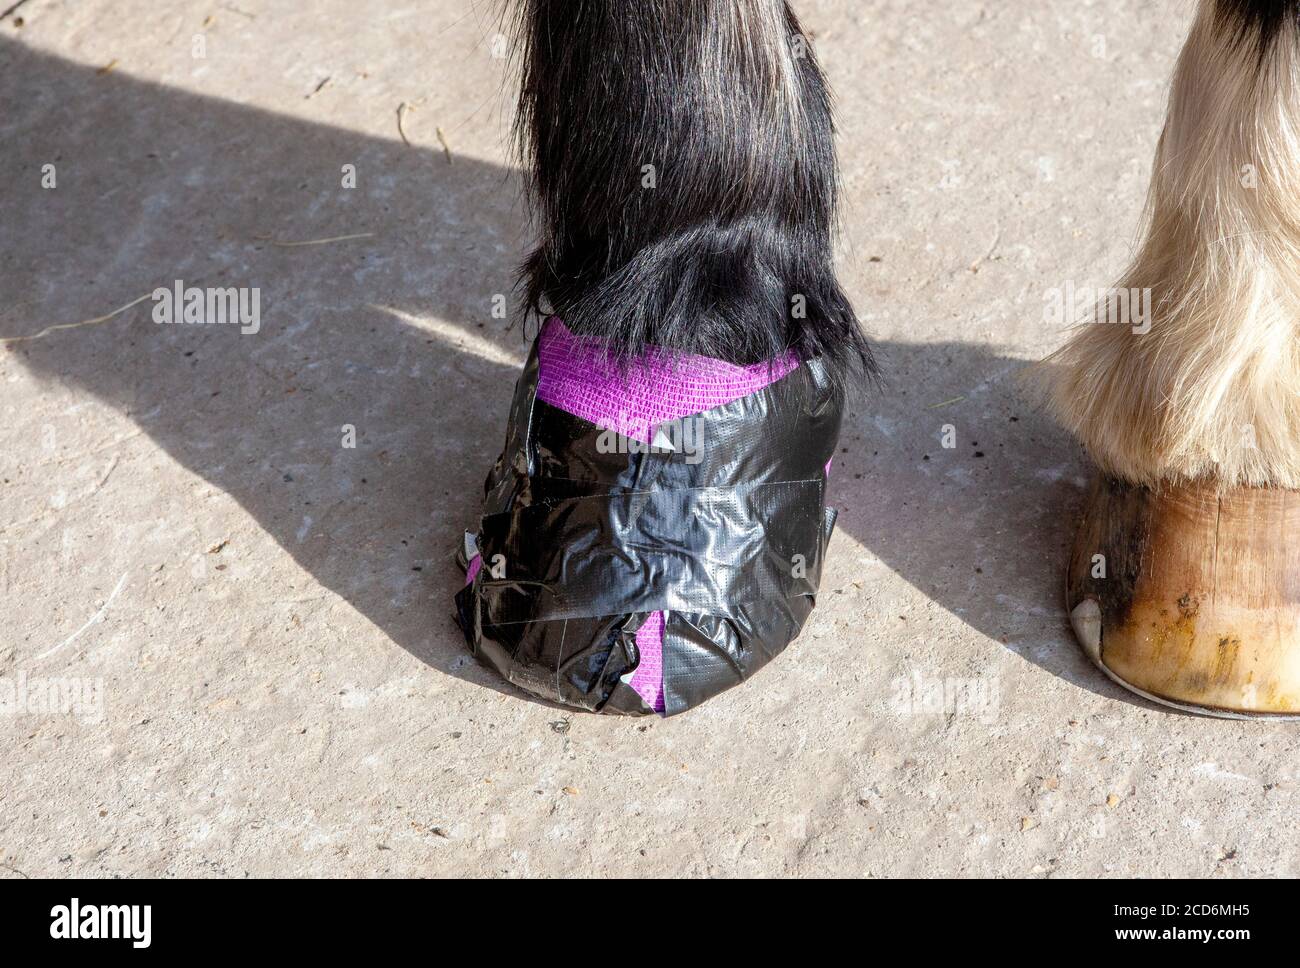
2 0 1295 879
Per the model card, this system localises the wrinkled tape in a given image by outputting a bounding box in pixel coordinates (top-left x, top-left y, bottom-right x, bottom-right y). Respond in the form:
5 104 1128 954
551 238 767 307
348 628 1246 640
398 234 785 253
456 333 844 716
476 479 825 625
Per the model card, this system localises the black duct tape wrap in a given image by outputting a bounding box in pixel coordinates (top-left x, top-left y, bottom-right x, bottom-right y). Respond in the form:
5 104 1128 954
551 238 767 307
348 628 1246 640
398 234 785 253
454 339 844 716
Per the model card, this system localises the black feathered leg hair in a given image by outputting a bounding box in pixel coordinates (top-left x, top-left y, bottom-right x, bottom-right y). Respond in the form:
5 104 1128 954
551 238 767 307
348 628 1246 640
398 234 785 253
512 0 873 375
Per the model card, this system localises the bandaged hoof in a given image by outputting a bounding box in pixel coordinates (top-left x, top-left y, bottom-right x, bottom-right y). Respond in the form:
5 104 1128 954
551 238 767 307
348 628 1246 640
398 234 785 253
1067 476 1300 718
455 319 844 716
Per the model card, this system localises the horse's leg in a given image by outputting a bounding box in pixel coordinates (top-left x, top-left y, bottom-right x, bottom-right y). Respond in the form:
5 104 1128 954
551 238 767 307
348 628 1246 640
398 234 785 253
1051 1 1300 716
457 2 868 714
512 0 871 372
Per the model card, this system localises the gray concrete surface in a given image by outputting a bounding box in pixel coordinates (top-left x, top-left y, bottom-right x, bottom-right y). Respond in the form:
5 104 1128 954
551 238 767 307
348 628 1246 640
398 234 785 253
2 0 1295 878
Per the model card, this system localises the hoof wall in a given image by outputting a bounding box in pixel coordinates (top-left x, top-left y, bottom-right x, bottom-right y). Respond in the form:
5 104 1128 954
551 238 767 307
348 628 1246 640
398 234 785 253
1067 476 1300 719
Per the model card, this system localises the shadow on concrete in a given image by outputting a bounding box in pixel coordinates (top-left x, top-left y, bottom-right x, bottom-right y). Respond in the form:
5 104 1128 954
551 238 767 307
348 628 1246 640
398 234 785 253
0 38 1124 706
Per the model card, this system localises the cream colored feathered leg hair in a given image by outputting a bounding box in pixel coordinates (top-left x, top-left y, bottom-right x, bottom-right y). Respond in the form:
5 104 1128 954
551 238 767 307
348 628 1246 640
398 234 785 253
1049 0 1300 489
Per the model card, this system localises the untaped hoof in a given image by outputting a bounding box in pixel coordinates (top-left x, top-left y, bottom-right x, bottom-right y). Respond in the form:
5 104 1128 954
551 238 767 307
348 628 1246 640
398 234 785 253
1067 476 1300 719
